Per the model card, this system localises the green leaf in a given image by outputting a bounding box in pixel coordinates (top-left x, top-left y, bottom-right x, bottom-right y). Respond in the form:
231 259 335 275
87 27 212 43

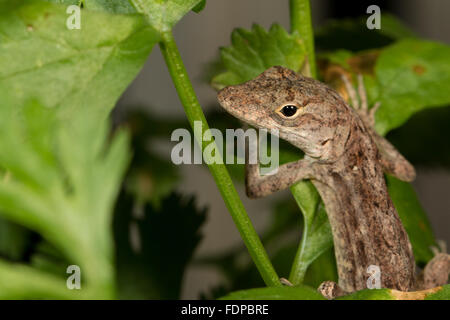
0 217 32 261
0 259 89 299
379 14 418 40
29 241 71 277
337 288 394 300
318 49 353 69
303 247 338 288
425 285 450 300
43 0 79 5
0 91 131 298
220 285 325 300
375 39 450 135
192 0 206 13
289 181 333 284
318 40 450 137
114 192 206 299
386 175 437 264
85 0 137 13
44 0 138 14
212 24 306 90
0 0 158 118
129 0 205 32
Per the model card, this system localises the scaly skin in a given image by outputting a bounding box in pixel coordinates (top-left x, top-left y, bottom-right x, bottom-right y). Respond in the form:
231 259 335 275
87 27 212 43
217 66 449 297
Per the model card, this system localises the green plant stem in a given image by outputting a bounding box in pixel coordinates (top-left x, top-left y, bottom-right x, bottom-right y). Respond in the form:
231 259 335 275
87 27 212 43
159 31 281 287
289 0 318 285
289 0 317 78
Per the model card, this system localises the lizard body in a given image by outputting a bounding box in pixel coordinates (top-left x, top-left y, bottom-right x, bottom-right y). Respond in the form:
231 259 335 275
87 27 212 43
217 66 449 296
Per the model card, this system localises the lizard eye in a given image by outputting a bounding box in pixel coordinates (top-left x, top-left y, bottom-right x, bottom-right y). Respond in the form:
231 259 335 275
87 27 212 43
276 104 301 119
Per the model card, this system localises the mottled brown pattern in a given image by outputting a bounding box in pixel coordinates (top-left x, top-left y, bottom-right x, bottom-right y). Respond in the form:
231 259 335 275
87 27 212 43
318 281 346 300
217 66 449 297
420 253 450 289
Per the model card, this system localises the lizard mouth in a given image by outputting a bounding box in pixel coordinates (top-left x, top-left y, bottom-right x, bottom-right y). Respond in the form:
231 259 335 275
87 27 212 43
217 86 233 108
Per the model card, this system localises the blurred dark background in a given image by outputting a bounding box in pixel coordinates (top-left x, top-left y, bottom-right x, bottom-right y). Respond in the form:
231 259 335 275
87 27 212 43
115 0 450 298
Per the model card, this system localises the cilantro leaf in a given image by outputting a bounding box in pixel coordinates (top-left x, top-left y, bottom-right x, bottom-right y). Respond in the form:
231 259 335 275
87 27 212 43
0 89 130 298
212 24 306 90
129 0 206 32
0 0 159 118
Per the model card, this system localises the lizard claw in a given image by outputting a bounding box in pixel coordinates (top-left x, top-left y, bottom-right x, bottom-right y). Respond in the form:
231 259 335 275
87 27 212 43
421 253 450 289
417 242 449 290
436 239 447 254
280 278 294 286
340 73 380 130
318 281 346 300
368 102 381 127
357 74 368 111
340 74 359 110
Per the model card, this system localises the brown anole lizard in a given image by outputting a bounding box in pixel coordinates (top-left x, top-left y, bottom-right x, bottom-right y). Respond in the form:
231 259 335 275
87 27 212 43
217 66 450 298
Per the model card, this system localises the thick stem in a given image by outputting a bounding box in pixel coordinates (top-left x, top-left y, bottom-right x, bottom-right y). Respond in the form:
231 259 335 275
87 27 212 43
289 0 317 78
289 0 319 285
159 31 280 287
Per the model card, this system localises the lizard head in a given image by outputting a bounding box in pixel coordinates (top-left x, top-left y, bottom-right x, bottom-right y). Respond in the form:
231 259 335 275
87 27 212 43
217 66 353 160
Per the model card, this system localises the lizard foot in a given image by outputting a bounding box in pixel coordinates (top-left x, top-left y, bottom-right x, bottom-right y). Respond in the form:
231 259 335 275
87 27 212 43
341 74 380 129
317 281 347 300
341 73 416 182
280 278 293 286
419 252 450 289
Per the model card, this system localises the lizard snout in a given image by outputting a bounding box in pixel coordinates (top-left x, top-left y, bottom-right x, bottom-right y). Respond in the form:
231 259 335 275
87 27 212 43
217 85 243 115
217 86 234 109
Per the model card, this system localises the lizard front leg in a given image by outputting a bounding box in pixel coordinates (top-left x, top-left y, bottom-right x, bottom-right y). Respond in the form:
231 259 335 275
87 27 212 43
421 253 450 289
244 132 317 198
341 74 416 182
418 242 450 289
318 281 347 300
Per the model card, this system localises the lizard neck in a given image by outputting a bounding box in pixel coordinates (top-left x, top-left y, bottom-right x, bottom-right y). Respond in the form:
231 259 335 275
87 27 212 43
313 119 416 293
